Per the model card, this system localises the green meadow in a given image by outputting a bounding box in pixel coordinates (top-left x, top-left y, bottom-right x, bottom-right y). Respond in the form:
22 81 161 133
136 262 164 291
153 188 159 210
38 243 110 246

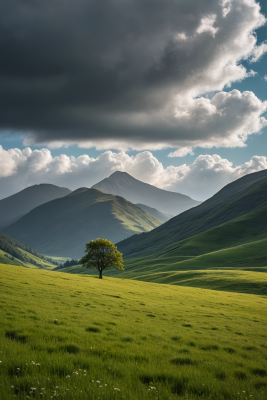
59 236 267 296
1 263 267 400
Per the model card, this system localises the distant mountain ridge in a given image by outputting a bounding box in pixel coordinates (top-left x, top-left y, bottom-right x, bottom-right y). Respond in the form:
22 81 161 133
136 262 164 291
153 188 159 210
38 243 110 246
3 188 162 258
135 204 172 223
92 171 201 215
0 184 71 225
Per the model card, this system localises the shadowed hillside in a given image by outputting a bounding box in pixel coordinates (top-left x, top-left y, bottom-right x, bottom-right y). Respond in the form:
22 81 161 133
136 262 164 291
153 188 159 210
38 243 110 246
4 189 162 258
117 169 267 259
0 231 57 269
0 184 71 225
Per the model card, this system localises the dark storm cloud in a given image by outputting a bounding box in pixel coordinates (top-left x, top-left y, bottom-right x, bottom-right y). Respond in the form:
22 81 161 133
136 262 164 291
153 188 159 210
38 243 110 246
0 0 266 149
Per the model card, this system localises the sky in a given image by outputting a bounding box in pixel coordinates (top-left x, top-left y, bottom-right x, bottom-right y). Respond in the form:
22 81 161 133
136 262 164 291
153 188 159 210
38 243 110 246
0 0 267 201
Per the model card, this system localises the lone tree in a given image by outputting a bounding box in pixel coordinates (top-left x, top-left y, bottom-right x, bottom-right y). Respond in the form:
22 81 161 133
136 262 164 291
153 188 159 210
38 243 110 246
79 238 124 279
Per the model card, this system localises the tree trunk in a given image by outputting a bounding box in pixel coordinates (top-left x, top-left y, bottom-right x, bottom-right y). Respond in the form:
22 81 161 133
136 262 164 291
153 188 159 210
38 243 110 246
99 269 103 279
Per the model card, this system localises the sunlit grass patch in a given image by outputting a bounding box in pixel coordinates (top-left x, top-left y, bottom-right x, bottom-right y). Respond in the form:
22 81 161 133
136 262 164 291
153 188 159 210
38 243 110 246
0 263 267 400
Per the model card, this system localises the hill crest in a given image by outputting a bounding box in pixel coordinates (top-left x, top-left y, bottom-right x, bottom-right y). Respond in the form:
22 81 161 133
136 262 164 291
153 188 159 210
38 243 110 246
0 183 71 225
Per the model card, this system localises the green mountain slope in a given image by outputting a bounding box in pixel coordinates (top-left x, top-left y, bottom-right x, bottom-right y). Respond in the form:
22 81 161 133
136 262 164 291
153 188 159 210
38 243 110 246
4 189 162 258
135 203 172 223
96 205 267 294
0 184 71 225
92 171 201 215
117 169 267 259
0 231 57 269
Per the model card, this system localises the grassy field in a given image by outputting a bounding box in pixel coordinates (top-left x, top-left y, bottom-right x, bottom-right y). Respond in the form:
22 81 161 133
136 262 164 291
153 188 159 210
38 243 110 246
1 263 267 400
58 236 267 296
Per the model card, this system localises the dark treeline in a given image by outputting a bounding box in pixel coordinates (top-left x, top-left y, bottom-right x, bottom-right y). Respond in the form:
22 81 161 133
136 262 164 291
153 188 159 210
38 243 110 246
55 259 80 270
0 231 59 267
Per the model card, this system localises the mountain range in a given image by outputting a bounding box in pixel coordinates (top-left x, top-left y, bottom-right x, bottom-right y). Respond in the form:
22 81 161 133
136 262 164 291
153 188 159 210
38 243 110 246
92 171 201 215
3 188 162 258
0 171 201 258
0 184 71 226
1 168 267 295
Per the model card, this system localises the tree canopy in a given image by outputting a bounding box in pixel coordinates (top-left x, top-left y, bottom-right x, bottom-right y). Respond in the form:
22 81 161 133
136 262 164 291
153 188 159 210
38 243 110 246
79 239 124 279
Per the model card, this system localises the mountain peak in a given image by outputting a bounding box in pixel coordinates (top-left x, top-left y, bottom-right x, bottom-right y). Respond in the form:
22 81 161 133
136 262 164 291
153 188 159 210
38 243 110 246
109 171 132 179
92 171 201 215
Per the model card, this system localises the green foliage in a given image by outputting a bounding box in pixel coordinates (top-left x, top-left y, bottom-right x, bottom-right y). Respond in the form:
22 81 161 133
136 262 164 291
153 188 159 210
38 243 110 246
55 259 80 270
79 239 124 278
1 263 267 400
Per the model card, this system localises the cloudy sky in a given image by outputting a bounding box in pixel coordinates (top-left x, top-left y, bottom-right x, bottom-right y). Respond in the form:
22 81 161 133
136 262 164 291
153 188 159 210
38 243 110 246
1 0 267 200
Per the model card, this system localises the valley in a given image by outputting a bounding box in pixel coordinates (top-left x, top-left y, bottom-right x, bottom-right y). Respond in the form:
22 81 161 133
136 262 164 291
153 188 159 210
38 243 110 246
0 170 267 400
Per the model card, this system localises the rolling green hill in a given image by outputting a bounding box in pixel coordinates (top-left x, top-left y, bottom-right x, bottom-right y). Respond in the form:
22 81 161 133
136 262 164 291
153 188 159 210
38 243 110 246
63 169 266 293
0 184 71 226
3 189 162 258
1 264 267 400
117 169 267 259
92 171 201 215
58 237 267 296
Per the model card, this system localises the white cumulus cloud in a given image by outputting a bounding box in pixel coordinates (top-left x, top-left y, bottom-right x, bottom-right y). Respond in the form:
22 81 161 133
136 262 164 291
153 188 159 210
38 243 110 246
1 146 267 201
